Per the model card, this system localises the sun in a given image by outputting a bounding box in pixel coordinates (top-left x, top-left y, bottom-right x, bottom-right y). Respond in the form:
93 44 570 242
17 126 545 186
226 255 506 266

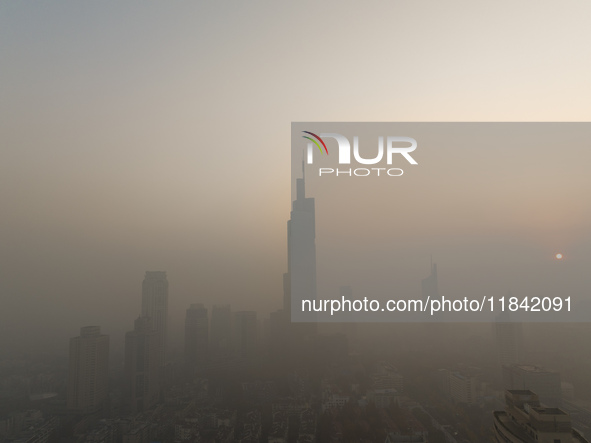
555 253 563 260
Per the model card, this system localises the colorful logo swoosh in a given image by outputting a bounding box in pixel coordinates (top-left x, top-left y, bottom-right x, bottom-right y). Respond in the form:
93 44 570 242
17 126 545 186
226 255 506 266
302 131 328 155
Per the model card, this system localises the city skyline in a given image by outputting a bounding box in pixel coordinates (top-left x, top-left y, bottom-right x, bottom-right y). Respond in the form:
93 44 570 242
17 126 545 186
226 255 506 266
4 184 591 440
2 1 591 441
4 1 591 353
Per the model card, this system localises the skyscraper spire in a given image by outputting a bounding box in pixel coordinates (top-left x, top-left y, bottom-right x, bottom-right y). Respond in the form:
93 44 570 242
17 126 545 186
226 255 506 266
296 154 306 201
287 153 316 316
302 153 306 182
296 151 306 200
422 257 439 302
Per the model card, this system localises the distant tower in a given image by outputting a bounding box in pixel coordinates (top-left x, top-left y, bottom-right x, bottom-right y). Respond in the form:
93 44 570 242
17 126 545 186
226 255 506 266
141 271 168 371
184 303 209 372
421 258 438 302
286 162 317 317
233 311 258 355
494 306 524 368
210 305 232 354
125 317 160 414
67 326 109 414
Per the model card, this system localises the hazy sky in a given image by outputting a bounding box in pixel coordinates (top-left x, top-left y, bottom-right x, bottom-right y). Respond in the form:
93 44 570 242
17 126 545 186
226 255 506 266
1 1 591 353
291 123 591 323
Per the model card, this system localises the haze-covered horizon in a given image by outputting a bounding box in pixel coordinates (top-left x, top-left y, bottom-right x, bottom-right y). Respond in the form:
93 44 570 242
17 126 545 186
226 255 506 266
2 1 591 354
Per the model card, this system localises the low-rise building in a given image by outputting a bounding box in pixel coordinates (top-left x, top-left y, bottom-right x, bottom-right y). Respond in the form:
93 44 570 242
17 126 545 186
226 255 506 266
493 390 588 443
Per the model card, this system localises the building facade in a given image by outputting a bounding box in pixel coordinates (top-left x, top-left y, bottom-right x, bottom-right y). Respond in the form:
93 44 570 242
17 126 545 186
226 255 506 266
141 271 168 372
125 317 160 414
493 390 588 443
184 303 209 371
67 326 109 414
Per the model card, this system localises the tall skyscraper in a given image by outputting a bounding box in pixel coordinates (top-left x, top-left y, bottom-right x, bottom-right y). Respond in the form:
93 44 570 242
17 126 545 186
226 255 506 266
67 326 109 414
421 258 446 344
125 317 160 414
268 162 318 360
184 303 209 372
210 305 232 353
141 271 168 372
421 258 438 303
233 311 258 356
286 165 317 317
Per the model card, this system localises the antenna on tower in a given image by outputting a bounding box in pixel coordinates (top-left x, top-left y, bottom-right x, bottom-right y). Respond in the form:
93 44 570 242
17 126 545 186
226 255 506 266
302 152 305 181
296 149 306 200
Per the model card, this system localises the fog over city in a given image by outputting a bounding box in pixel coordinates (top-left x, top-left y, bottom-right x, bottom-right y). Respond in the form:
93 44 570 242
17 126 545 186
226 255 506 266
3 1 591 353
2 2 591 442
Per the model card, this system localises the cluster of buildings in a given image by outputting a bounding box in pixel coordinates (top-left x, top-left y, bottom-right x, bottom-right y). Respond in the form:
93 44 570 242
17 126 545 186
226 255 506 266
381 408 428 443
436 367 489 406
267 405 316 443
5 165 591 443
493 390 588 443
0 411 58 443
65 271 169 417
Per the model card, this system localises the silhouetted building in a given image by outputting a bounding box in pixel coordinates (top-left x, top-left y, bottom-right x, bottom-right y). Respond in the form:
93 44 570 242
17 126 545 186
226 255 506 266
421 258 438 303
210 304 232 353
233 311 257 355
268 158 320 360
67 326 109 414
495 308 524 368
281 163 318 359
184 303 208 372
503 364 561 407
287 164 317 317
493 390 588 442
125 317 160 414
372 362 404 392
141 271 168 373
449 371 478 405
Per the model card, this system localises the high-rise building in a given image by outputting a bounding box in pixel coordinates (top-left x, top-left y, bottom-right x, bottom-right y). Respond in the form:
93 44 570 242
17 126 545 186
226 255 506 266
421 258 438 303
503 364 561 407
449 371 478 405
125 317 160 414
493 390 588 443
210 304 232 353
286 165 317 317
141 271 168 372
184 303 208 371
67 326 109 414
233 311 257 355
494 308 524 368
268 160 318 360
